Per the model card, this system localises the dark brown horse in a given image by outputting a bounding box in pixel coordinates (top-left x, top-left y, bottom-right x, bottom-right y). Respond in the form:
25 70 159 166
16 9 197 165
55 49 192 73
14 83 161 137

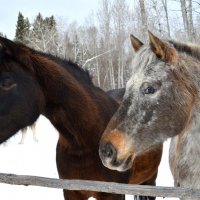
99 32 200 200
0 37 162 200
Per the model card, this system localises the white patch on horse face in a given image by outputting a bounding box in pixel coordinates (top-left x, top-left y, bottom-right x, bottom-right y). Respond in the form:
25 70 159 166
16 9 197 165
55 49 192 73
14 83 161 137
126 69 144 93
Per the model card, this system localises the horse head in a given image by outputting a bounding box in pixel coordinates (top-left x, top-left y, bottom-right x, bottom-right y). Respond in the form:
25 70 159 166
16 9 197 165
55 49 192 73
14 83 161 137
0 37 45 143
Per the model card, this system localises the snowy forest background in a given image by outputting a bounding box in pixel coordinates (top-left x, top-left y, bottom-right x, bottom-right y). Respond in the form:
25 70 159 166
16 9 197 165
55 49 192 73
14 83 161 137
1 0 200 91
0 0 200 199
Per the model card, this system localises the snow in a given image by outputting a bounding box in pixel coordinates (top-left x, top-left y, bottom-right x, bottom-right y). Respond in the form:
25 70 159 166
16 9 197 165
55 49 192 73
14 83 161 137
0 116 178 200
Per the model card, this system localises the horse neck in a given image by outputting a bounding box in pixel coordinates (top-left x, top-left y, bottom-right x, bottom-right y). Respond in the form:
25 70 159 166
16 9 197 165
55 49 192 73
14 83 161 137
32 56 118 148
170 110 200 187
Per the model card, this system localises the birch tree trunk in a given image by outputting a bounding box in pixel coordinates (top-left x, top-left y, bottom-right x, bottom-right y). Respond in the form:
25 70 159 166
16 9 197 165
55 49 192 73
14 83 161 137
151 0 162 35
139 0 148 42
97 0 112 89
180 0 190 39
188 0 195 41
161 0 171 37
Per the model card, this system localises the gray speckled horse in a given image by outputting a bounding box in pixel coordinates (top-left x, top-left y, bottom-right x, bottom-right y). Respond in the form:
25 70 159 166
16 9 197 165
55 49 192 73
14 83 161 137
99 32 200 199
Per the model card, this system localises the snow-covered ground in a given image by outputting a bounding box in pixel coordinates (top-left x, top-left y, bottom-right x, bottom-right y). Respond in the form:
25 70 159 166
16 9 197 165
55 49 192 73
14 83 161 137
0 116 178 200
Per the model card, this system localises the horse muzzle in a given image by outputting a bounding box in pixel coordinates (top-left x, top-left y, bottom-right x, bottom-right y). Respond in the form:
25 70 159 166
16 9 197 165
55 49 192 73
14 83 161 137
99 129 135 172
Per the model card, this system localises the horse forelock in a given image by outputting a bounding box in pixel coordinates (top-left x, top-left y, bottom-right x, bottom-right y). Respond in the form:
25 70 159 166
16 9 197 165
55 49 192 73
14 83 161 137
130 46 157 72
125 47 162 113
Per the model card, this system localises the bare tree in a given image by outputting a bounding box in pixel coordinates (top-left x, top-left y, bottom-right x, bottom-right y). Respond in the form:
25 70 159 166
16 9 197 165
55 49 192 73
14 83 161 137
138 0 148 42
26 14 59 55
150 0 163 35
161 0 171 37
97 0 114 89
180 0 190 38
112 0 130 88
188 0 195 41
178 0 196 41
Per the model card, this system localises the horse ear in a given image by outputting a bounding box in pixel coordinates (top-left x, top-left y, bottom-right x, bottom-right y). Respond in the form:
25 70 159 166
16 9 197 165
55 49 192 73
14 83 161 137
130 34 143 52
148 31 178 63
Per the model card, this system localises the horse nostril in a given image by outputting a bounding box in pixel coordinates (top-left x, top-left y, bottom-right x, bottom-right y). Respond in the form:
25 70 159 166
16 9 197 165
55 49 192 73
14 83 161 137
101 142 117 159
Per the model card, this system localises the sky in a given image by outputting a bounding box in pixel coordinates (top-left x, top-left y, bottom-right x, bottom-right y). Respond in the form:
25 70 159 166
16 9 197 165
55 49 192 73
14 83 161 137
0 0 182 40
0 0 100 39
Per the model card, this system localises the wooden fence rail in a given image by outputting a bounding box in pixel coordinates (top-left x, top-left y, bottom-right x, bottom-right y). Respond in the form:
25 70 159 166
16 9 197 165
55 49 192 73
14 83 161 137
0 172 199 198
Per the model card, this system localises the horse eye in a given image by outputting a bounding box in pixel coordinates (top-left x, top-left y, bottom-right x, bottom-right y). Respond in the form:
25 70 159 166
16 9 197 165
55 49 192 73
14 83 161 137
144 86 156 94
0 77 16 90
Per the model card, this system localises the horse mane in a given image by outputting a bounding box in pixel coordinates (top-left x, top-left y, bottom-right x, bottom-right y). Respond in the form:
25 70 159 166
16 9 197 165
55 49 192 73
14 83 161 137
169 40 200 61
167 40 199 99
13 40 93 86
42 53 93 85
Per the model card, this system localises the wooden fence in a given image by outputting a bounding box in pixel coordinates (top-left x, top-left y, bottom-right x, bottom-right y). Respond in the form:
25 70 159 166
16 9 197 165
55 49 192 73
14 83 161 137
0 172 200 199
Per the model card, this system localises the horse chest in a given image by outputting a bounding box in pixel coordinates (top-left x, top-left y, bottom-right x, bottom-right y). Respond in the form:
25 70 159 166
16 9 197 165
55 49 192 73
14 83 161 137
170 128 200 189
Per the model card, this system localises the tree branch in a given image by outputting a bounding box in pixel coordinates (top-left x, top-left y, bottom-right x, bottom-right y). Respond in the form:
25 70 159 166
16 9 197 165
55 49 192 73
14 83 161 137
193 0 200 6
82 49 115 68
0 173 200 198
